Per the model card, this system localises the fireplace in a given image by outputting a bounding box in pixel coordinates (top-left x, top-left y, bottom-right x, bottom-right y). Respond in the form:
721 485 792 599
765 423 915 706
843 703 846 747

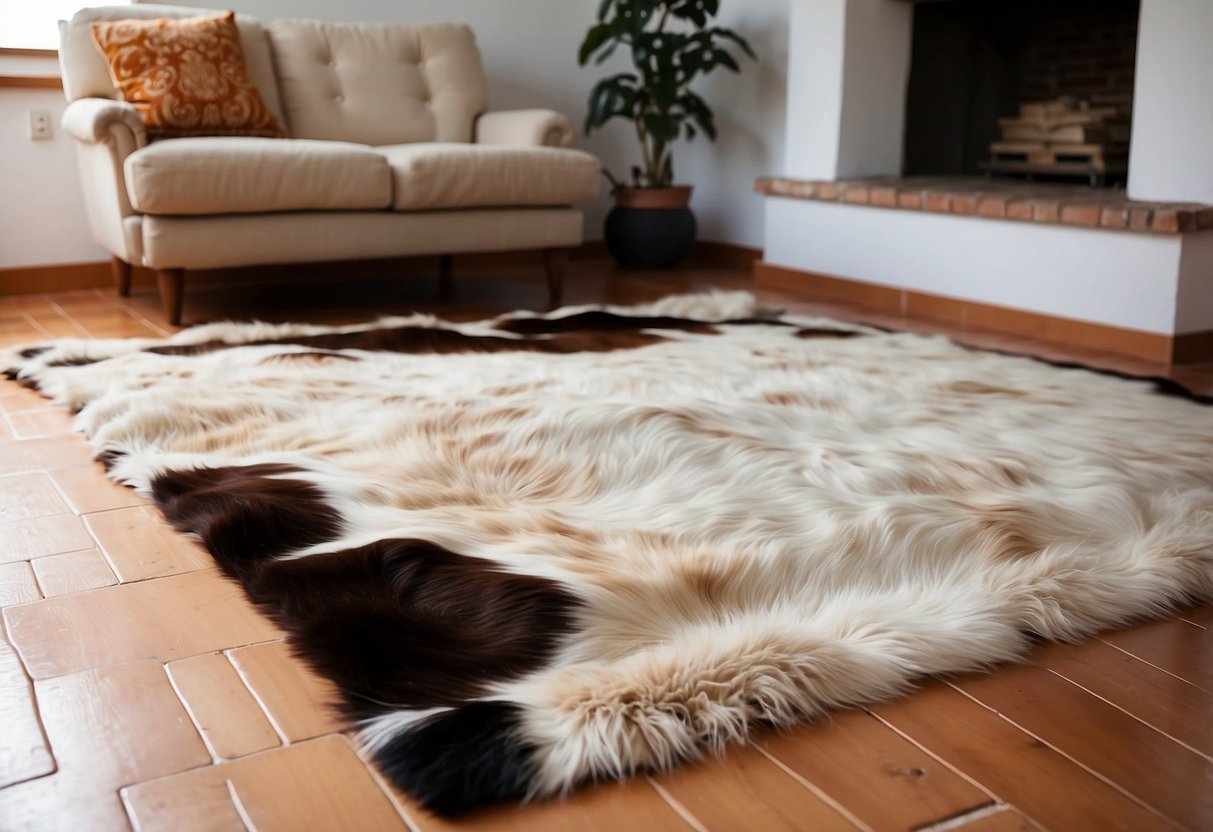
903 0 1139 185
758 0 1213 363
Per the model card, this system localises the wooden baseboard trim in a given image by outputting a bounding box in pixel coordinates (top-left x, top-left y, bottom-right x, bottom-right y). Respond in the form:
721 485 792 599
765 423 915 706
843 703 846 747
0 48 58 58
0 75 62 89
0 239 757 299
0 244 617 298
688 241 763 269
0 261 113 295
754 260 1212 364
1173 330 1213 364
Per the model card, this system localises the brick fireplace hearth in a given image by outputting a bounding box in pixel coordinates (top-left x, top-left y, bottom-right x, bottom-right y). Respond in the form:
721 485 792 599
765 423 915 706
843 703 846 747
757 177 1213 235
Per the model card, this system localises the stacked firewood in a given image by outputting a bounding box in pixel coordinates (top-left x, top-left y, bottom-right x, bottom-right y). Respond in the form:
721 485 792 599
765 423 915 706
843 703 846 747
989 96 1130 172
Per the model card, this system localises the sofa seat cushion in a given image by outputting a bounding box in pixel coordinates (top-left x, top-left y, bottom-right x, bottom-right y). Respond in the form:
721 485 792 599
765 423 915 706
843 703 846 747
125 137 392 215
377 143 600 211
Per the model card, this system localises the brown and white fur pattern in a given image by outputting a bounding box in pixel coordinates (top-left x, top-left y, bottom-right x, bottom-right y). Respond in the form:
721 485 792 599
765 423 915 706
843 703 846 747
5 291 1212 814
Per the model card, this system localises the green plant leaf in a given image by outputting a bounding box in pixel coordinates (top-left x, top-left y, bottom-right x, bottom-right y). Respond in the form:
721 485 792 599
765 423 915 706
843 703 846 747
594 41 619 65
578 23 613 66
584 73 639 134
643 112 679 142
713 48 740 73
712 27 757 59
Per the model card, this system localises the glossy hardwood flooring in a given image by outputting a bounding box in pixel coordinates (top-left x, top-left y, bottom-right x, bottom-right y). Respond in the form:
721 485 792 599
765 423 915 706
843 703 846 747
0 257 1210 832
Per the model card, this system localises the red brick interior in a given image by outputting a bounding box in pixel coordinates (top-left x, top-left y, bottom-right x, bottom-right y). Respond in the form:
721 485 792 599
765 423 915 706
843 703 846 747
1018 8 1139 117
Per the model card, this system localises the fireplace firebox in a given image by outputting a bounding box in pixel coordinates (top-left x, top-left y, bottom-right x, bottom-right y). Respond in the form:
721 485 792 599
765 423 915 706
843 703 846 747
902 0 1139 185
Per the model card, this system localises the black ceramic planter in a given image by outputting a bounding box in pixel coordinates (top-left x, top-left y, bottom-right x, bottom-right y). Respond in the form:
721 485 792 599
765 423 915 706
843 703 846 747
604 206 698 269
603 186 697 269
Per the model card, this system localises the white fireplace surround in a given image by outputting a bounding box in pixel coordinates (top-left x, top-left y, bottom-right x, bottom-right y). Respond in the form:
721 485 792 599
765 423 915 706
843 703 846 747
764 0 1213 340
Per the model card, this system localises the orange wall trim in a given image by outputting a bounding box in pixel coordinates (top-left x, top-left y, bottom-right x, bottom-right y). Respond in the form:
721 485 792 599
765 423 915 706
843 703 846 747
0 262 113 295
0 75 63 89
0 240 756 300
0 48 58 58
0 251 613 298
754 260 1212 365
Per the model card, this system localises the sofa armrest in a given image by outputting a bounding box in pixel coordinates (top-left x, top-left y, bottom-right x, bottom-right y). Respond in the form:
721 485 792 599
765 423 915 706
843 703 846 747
474 109 575 148
62 98 148 148
61 98 148 264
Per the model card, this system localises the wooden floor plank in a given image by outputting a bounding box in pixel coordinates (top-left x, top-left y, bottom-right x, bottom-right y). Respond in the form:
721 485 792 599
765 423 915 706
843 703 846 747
0 773 132 832
227 641 344 743
0 660 211 831
952 664 1212 830
7 407 74 439
397 777 696 832
1099 618 1213 693
0 513 94 565
0 384 61 413
30 548 118 598
0 471 70 522
648 742 860 832
35 660 210 787
870 681 1175 832
759 708 991 832
123 736 406 832
167 652 282 762
4 569 281 679
1031 639 1213 758
50 464 148 514
0 561 41 607
1177 605 1212 628
0 434 94 475
0 637 55 788
84 504 213 582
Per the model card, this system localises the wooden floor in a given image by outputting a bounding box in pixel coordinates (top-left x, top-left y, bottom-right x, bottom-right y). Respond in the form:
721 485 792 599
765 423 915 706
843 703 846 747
0 257 1210 832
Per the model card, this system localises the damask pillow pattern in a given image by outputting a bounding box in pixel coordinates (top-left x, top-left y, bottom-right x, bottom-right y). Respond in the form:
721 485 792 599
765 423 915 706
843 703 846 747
91 11 285 139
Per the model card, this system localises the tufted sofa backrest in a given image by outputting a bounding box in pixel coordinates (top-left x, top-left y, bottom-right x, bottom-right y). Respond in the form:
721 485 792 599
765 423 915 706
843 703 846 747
58 4 287 131
267 20 490 146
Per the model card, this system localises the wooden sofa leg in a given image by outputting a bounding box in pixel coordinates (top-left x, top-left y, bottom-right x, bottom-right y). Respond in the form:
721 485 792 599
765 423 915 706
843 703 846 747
155 268 185 326
438 254 454 300
111 256 132 297
544 248 569 308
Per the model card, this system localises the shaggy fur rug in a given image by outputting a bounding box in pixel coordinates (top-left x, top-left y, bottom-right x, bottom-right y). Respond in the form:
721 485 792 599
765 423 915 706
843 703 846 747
5 291 1212 814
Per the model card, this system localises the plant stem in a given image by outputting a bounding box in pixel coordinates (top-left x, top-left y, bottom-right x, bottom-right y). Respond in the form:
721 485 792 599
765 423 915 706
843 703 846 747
635 117 653 187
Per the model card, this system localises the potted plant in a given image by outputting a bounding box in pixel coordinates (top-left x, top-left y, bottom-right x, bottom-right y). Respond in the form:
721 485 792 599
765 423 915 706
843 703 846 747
578 0 754 268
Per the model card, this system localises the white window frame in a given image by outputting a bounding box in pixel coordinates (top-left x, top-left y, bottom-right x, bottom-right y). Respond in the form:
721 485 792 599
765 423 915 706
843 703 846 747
0 1 133 51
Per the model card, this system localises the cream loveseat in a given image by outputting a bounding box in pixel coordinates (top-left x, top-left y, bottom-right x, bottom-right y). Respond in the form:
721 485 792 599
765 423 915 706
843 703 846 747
59 5 601 324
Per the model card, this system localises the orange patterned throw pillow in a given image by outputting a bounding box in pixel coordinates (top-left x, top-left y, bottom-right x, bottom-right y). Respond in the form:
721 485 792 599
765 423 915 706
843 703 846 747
91 11 284 138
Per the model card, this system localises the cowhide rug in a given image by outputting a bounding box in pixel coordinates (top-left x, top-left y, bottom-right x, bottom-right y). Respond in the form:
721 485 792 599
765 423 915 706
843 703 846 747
5 291 1212 815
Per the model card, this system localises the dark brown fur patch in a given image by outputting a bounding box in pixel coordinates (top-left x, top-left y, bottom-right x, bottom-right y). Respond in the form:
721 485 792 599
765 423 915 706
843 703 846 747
246 538 578 715
148 462 579 716
794 328 862 339
151 463 344 576
46 357 102 368
146 325 671 358
496 311 720 336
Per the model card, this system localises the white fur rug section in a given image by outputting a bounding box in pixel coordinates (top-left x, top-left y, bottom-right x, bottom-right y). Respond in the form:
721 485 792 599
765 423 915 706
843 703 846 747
5 290 1212 798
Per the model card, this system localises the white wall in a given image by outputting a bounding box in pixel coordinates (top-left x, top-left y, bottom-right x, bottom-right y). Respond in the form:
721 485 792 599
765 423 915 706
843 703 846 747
765 197 1185 335
835 0 911 178
0 0 788 269
1176 232 1213 334
1127 0 1213 203
0 83 109 268
783 0 910 181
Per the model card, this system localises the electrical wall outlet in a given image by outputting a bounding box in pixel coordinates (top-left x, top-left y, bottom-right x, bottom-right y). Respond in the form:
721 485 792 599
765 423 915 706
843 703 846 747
28 110 53 140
